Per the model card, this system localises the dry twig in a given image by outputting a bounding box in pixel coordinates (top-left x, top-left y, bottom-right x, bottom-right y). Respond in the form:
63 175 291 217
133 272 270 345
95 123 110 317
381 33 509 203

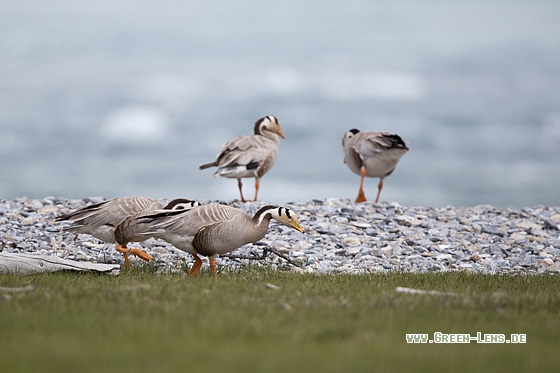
220 246 303 269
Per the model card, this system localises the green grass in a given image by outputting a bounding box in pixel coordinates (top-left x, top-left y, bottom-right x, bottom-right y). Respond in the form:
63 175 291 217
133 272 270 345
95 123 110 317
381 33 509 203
1 266 559 372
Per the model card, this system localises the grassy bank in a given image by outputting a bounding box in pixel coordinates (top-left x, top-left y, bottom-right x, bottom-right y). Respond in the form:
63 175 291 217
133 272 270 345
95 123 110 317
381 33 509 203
1 266 558 372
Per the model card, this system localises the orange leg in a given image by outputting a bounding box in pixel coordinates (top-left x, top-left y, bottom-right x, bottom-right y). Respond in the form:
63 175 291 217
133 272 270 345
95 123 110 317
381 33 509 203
115 244 132 268
374 178 385 204
209 256 218 278
253 179 260 202
355 166 368 203
128 248 154 262
187 254 203 277
115 244 153 268
237 179 248 202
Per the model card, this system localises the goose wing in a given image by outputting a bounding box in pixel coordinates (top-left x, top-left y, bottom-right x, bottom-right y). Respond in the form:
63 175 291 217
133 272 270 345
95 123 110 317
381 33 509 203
57 196 159 228
138 204 241 236
215 135 277 169
346 132 407 164
360 132 408 156
114 199 200 245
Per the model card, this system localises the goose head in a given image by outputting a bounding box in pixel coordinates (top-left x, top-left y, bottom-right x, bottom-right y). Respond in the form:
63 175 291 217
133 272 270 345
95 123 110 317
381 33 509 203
342 128 360 147
255 205 303 233
254 115 285 139
162 199 201 210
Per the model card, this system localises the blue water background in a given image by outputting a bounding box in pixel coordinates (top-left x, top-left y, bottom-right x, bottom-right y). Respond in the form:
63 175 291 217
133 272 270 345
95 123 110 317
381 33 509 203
1 0 559 207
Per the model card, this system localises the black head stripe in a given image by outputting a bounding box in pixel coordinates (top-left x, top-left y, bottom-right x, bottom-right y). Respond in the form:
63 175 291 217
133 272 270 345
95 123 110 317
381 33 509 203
254 117 266 134
278 207 291 219
139 208 186 223
164 198 194 210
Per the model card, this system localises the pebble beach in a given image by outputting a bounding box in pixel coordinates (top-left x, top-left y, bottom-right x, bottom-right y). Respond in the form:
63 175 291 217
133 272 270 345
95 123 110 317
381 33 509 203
1 196 560 275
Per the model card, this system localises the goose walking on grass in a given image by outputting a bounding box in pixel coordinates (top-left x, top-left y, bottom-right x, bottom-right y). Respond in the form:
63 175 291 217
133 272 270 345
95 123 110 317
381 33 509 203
56 197 198 268
199 115 285 202
342 129 409 203
115 203 303 277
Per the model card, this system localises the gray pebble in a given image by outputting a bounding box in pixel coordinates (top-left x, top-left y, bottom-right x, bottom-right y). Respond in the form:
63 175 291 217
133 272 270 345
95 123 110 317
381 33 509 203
1 197 560 275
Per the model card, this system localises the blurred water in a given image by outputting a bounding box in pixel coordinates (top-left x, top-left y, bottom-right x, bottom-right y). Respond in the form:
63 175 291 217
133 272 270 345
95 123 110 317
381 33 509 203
1 0 559 207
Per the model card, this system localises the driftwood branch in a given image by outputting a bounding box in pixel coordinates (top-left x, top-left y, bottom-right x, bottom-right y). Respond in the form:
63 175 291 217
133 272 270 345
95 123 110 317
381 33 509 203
220 246 304 269
0 284 35 292
396 286 457 297
0 252 120 275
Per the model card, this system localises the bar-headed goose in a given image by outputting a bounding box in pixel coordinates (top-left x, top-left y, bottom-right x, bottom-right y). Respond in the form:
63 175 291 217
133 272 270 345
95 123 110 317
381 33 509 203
116 203 303 277
56 197 198 267
342 129 409 203
199 115 285 202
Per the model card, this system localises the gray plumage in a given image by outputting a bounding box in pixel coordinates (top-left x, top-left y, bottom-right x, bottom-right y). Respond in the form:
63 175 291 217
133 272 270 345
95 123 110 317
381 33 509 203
199 115 285 202
342 129 409 203
114 199 200 247
56 196 199 267
56 196 161 244
119 203 303 277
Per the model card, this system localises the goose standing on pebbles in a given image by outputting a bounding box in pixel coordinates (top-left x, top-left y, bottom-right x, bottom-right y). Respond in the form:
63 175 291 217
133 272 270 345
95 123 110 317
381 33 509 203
342 129 409 203
199 115 285 202
56 197 198 267
115 203 303 277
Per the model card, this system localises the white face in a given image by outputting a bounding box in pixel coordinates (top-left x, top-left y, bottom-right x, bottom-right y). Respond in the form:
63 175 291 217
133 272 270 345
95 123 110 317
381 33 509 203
172 201 201 211
342 129 360 147
273 207 303 232
254 115 284 138
342 131 354 147
262 116 281 133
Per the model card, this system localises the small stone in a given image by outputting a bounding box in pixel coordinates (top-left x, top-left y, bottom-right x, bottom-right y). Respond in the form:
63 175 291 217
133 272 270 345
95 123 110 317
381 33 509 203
289 251 305 258
350 221 372 229
1 197 558 275
343 237 361 246
470 255 482 262
279 303 292 311
539 259 560 273
30 200 43 210
517 220 542 231
293 241 312 251
21 217 36 225
345 247 362 256
39 206 59 215
82 242 105 249
527 235 547 244
508 232 527 244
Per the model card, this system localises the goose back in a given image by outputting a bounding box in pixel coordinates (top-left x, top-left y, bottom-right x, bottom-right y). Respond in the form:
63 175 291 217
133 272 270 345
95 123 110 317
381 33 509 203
133 204 273 257
56 196 160 243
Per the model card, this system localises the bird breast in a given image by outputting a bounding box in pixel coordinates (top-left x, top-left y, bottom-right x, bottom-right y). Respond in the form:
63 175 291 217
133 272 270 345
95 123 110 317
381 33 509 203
79 224 119 244
192 214 268 257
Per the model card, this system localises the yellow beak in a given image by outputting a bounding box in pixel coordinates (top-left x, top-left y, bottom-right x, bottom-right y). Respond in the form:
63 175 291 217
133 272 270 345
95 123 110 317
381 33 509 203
292 221 304 233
